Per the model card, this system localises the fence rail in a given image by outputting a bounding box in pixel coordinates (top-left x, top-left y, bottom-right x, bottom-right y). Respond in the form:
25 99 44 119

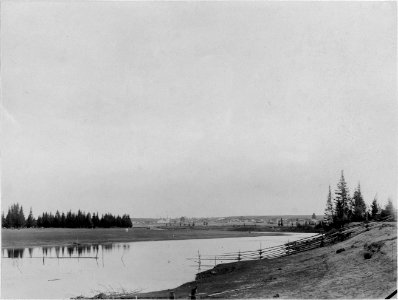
191 223 368 271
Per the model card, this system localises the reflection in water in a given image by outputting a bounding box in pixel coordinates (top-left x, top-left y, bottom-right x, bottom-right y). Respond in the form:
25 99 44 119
55 246 60 258
67 246 74 257
102 244 113 252
2 244 110 260
93 244 99 258
100 243 130 252
2 234 315 299
6 248 25 258
2 243 132 260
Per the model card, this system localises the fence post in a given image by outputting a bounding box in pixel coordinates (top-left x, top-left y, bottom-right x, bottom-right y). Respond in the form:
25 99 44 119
197 250 201 272
190 286 197 299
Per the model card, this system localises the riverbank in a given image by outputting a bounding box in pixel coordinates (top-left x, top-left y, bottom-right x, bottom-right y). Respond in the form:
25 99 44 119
1 227 289 249
100 222 396 299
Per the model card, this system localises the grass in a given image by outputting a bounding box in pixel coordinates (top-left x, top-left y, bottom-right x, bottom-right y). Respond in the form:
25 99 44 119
1 227 287 249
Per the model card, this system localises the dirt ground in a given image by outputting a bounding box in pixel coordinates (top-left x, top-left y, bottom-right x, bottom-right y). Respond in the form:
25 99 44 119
125 222 396 299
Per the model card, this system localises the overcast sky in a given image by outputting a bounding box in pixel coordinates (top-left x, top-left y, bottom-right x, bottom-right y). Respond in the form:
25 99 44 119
1 1 396 218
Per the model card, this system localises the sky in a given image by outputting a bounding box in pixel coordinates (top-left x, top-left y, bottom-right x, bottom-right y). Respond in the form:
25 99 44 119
1 1 397 218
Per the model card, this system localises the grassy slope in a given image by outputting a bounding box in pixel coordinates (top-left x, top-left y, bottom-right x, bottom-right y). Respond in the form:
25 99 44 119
1 227 285 248
130 223 396 299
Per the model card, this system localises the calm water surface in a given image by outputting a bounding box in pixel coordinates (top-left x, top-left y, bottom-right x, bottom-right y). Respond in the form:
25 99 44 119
2 232 314 298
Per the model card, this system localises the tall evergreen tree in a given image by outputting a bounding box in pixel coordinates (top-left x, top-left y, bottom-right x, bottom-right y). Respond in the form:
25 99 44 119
380 198 395 221
324 185 334 224
61 212 66 227
2 212 7 228
352 183 366 221
4 206 133 229
371 196 379 220
5 203 26 228
18 206 26 227
5 207 13 227
334 170 351 225
54 211 61 227
26 207 35 228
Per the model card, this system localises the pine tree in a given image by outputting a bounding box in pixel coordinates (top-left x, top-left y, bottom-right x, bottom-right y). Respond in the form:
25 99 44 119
324 185 334 224
334 171 351 226
352 183 366 221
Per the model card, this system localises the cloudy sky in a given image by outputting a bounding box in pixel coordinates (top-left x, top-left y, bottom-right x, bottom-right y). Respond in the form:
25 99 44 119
1 1 396 218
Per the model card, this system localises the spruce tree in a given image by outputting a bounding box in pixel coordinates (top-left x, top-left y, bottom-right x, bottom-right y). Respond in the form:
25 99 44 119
324 185 334 224
380 198 395 221
6 207 13 228
371 196 379 220
18 206 26 227
26 208 35 228
61 212 66 227
334 170 351 225
352 183 366 221
6 203 25 228
2 212 7 228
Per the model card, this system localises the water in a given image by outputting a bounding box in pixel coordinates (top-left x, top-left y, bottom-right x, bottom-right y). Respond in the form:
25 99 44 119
2 232 314 298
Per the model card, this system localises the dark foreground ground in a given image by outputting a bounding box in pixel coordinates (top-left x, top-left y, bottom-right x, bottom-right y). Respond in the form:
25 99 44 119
1 227 287 248
95 222 396 299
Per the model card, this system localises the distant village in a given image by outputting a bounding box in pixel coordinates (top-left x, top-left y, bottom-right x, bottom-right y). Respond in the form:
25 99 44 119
131 214 322 228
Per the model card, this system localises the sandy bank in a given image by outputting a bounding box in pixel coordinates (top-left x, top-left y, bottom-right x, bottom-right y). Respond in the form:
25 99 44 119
106 222 396 299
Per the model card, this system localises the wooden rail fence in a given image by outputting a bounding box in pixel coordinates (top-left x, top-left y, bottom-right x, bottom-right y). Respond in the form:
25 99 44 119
189 223 370 270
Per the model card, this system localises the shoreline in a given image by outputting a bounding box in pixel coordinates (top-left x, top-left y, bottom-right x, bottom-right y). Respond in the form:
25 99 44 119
1 227 297 249
92 222 397 299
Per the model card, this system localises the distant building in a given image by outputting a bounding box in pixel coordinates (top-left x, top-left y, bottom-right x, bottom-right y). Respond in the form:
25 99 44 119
156 218 170 224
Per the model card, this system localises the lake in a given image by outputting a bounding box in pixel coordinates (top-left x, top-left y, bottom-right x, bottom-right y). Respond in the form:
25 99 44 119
2 232 314 298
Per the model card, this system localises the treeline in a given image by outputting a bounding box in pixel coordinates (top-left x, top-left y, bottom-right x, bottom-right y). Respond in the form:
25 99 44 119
323 171 396 228
1 204 132 228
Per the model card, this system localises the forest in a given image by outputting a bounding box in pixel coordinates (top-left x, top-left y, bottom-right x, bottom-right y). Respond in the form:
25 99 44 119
1 204 132 228
322 170 395 228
